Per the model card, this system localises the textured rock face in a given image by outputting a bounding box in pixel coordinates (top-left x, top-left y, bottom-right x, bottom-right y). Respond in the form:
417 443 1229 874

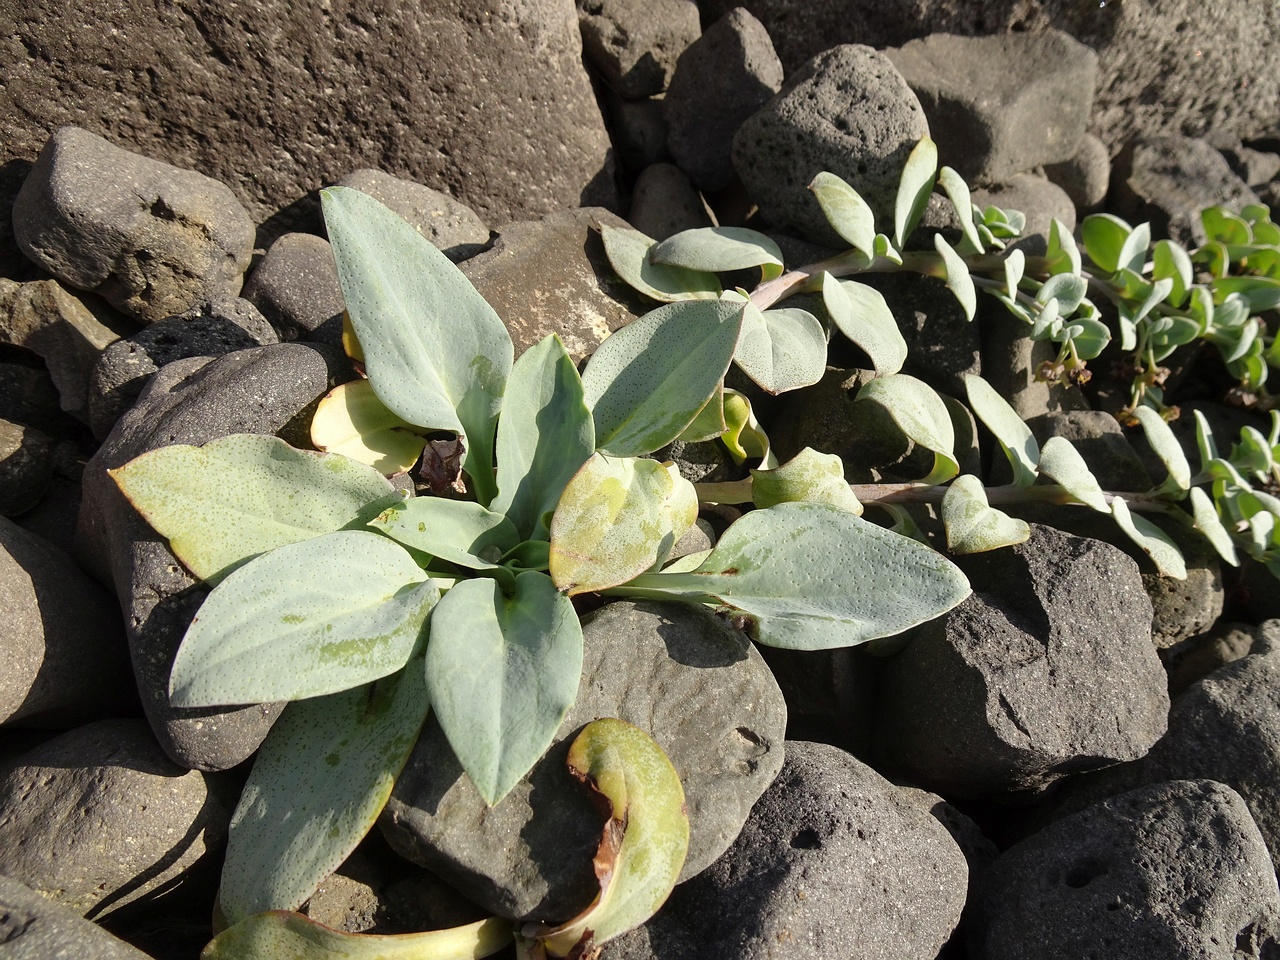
0 873 155 959
577 0 702 98
1 0 617 231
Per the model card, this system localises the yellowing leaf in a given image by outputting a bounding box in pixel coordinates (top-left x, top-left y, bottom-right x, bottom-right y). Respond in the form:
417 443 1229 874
311 379 429 475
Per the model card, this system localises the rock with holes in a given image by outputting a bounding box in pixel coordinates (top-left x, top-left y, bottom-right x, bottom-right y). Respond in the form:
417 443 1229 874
872 523 1169 800
969 780 1280 959
599 740 969 960
13 127 255 324
78 342 350 771
381 600 788 922
577 0 702 98
0 873 155 959
0 719 234 919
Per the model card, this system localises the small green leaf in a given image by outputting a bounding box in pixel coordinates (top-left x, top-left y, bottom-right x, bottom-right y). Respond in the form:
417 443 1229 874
856 374 959 484
491 334 595 541
1189 487 1239 567
600 224 722 302
1211 276 1280 313
651 227 785 281
426 572 583 806
751 447 862 514
549 454 698 595
170 531 437 707
218 657 432 923
202 914 511 960
808 172 876 256
1202 207 1252 245
1037 436 1109 512
941 474 1031 554
1117 222 1151 275
1080 213 1134 274
963 374 1038 486
938 166 983 254
1037 273 1088 315
369 498 521 570
1110 497 1188 579
1133 405 1192 493
821 274 907 376
582 300 744 457
934 234 976 321
675 385 727 443
310 380 429 475
894 136 938 248
721 389 773 466
109 434 397 585
624 502 971 650
1045 218 1082 276
873 232 904 265
1152 239 1193 307
1067 316 1112 360
1004 248 1025 298
526 719 689 956
731 297 827 394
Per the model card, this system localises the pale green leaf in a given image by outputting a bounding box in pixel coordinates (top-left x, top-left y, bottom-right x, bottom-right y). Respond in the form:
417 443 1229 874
941 474 1031 554
1004 248 1025 298
1037 273 1088 315
808 171 876 256
1037 436 1109 512
1193 409 1220 475
721 389 773 466
1080 213 1133 274
894 137 938 248
873 232 904 265
549 454 698 595
1189 486 1239 567
170 531 436 707
822 275 907 376
310 380 429 475
856 374 958 484
1117 221 1151 275
651 227 784 281
625 502 971 650
110 434 397 585
369 497 520 570
426 572 583 805
963 374 1038 486
218 658 431 923
938 166 983 253
751 447 862 515
600 224 721 302
492 334 595 540
1110 497 1188 579
675 385 726 443
1133 405 1192 493
203 914 511 960
934 233 976 321
321 187 514 503
1045 218 1081 276
1212 276 1280 313
1152 239 1193 307
732 298 827 394
582 300 744 457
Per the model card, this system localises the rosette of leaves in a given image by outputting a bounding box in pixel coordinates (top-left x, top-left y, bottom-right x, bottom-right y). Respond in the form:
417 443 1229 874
109 188 972 956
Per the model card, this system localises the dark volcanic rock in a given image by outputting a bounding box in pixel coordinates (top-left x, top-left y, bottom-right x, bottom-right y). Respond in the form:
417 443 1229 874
0 873 155 958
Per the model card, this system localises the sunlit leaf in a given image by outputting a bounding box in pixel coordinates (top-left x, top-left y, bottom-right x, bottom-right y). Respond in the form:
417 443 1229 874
1188 487 1239 567
1036 273 1088 315
751 447 862 514
941 474 1031 554
370 498 520 570
600 224 722 302
1212 276 1280 313
675 385 726 443
310 380 429 476
934 234 976 321
1045 218 1081 276
963 374 1038 485
1080 213 1133 274
856 374 958 484
938 166 983 254
729 295 827 394
1132 405 1192 494
202 914 511 960
822 275 907 376
1202 207 1252 245
808 171 876 256
894 137 938 248
1152 239 1193 308
651 227 785 282
1037 436 1109 512
721 389 773 466
1110 497 1187 579
1004 248 1025 298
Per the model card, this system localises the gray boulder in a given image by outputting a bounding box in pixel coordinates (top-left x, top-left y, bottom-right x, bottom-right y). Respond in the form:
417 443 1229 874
77 343 349 770
241 232 346 346
1044 132 1111 213
732 45 929 247
335 169 490 263
886 30 1097 184
664 8 783 192
0 873 155 959
0 517 134 728
0 418 54 516
0 718 233 918
627 163 714 241
599 741 969 960
873 524 1169 799
971 780 1280 960
577 0 702 98
601 93 671 173
381 600 788 921
13 127 255 324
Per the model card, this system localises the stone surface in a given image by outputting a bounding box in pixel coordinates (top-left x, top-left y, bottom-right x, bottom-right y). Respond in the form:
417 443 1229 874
459 207 652 362
971 780 1280 960
2 0 618 232
664 7 783 192
601 92 671 174
886 30 1097 184
733 45 929 247
0 873 155 959
336 169 490 263
0 418 55 516
13 127 255 324
87 295 279 441
873 524 1169 799
1166 622 1257 697
0 362 72 436
627 163 713 241
0 517 134 728
0 719 233 919
1025 410 1151 492
381 600 788 921
1044 132 1111 213
599 741 969 960
78 343 350 770
577 0 701 98
696 0 1280 152
1111 135 1260 247
241 232 346 346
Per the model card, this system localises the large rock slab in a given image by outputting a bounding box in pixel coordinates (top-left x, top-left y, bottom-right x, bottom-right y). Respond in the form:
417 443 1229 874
1 0 617 231
381 600 788 922
0 873 155 959
77 343 350 770
577 0 702 98
600 741 969 960
13 127 255 324
971 780 1280 959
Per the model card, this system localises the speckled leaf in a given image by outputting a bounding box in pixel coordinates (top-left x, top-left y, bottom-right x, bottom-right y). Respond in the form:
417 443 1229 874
1037 436 1109 512
856 374 958 484
625 502 971 650
170 531 436 707
934 233 976 321
202 913 511 960
675 385 726 443
1133 405 1192 494
941 474 1030 554
731 297 827 394
369 497 520 570
938 166 983 253
600 224 721 302
582 299 744 457
110 434 397 585
526 719 688 956
963 374 1038 486
894 136 938 248
550 454 697 595
321 187 513 503
310 380 429 475
808 171 876 256
218 656 432 923
650 227 784 281
491 335 595 540
1111 497 1187 579
1189 487 1239 567
752 447 862 514
822 275 907 376
426 572 582 806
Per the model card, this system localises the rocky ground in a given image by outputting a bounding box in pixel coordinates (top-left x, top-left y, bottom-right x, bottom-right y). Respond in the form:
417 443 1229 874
2 2 1280 958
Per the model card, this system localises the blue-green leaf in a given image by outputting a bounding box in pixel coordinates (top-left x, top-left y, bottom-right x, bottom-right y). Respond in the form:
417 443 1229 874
1081 213 1134 274
1110 497 1187 579
651 227 784 281
808 171 876 257
729 295 827 394
1037 436 1109 512
370 497 521 570
751 447 862 514
1152 239 1193 308
1133 405 1192 494
856 374 959 484
938 166 983 254
600 224 721 302
941 474 1030 554
894 137 938 248
1188 487 1239 567
822 275 907 376
204 914 511 960
934 234 976 321
963 374 1038 486
1045 218 1081 276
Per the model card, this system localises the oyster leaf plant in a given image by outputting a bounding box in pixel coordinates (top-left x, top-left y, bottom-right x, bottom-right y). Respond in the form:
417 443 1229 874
110 187 973 957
